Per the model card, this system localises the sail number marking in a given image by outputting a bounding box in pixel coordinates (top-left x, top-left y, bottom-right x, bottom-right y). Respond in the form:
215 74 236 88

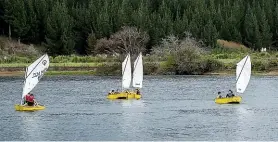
32 68 47 79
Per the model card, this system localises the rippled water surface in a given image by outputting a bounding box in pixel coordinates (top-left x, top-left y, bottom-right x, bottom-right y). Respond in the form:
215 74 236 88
1 75 278 141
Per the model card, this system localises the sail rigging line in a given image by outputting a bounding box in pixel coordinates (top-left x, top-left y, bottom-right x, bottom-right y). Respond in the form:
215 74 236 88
236 55 249 84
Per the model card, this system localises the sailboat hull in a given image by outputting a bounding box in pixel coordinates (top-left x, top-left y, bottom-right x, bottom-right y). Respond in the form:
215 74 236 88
215 96 242 104
14 104 45 111
107 92 141 100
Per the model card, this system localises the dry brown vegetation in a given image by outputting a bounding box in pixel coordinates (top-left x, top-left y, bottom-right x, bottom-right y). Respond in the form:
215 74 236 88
0 37 40 57
216 39 249 51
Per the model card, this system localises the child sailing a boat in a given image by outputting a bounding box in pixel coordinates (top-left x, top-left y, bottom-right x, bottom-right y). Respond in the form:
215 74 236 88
23 93 38 106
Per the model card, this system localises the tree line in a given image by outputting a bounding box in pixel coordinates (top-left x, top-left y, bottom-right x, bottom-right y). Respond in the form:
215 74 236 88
0 0 278 55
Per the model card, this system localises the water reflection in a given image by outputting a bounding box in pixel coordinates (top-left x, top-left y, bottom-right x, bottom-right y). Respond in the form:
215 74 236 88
121 100 145 108
119 100 147 140
18 112 43 140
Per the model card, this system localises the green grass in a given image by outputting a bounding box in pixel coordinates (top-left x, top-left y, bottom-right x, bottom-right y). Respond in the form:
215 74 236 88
45 71 96 76
1 51 278 75
0 62 109 67
216 59 237 64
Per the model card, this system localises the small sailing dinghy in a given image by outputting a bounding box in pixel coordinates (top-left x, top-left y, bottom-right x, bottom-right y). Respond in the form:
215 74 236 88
107 53 143 100
215 55 251 104
15 54 50 111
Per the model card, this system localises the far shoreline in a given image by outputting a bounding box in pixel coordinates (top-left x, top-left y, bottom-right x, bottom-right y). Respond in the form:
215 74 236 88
1 70 278 76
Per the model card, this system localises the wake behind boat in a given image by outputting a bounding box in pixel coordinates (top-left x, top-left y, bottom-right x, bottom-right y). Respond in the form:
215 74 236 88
107 53 143 100
215 55 251 104
14 54 50 111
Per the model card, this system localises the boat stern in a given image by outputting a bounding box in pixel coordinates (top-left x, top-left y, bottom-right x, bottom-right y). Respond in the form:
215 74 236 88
15 104 45 111
215 96 242 104
107 92 141 100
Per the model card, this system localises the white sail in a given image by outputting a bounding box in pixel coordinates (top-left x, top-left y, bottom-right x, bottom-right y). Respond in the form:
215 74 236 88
122 53 132 89
132 52 143 88
236 55 251 93
22 54 50 99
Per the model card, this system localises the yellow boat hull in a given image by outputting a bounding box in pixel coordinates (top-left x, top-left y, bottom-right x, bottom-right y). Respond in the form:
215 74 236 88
215 96 242 104
14 104 45 111
107 92 141 100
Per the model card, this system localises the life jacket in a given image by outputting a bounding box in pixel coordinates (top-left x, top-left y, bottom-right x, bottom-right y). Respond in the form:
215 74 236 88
25 95 34 102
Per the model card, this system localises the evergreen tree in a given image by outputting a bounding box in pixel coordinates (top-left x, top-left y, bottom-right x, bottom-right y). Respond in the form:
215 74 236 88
96 0 112 38
86 31 97 55
32 0 51 42
203 19 218 47
157 0 173 35
1 0 278 53
132 0 150 30
45 0 75 55
173 8 188 37
110 0 122 32
256 5 272 48
118 0 133 26
4 0 29 40
243 5 261 49
25 0 39 43
272 3 278 47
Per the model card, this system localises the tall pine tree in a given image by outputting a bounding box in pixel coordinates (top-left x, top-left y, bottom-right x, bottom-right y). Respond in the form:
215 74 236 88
45 0 75 55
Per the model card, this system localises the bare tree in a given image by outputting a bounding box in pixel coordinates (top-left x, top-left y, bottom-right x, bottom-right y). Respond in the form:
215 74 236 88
94 26 149 57
110 26 149 55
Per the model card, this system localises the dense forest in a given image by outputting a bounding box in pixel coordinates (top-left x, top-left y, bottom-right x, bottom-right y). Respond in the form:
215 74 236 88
0 0 277 56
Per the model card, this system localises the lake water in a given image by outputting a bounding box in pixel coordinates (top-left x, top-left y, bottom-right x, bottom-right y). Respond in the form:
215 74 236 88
0 75 278 141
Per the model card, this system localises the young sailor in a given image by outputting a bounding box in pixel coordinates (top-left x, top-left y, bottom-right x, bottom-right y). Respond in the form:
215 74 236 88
25 93 37 106
217 91 222 98
135 89 140 95
226 90 234 98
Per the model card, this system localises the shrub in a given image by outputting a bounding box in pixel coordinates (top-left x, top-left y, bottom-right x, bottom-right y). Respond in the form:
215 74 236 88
143 62 160 75
95 63 121 75
201 58 224 72
268 59 278 68
252 60 269 71
0 55 35 63
214 53 229 59
274 52 278 58
152 34 210 75
258 52 271 58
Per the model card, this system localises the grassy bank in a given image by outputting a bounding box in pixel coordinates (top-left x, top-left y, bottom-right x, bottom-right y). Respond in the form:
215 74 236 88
1 52 278 76
2 69 278 76
0 71 94 76
0 61 160 76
